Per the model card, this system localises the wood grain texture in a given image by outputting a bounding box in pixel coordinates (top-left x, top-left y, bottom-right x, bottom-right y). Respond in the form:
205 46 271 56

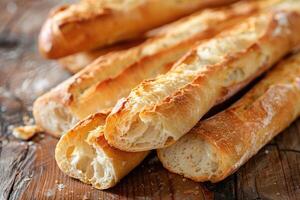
0 0 299 199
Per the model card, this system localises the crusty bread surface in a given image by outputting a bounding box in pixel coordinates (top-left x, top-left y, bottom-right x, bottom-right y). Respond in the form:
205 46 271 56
34 0 265 137
55 112 149 189
157 52 300 183
104 1 300 152
39 0 237 58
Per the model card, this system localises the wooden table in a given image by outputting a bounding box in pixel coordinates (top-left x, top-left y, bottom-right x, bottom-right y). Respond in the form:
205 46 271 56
0 0 299 199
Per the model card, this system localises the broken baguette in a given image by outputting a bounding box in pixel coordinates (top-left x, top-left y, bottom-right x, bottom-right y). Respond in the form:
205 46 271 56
34 0 264 137
104 1 300 152
39 0 237 59
59 39 144 73
55 112 149 189
157 52 300 182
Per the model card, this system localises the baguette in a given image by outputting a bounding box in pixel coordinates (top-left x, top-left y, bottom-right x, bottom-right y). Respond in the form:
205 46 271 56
157 52 300 182
39 0 237 59
59 39 144 73
55 112 149 189
104 0 300 152
34 0 265 137
54 2 281 189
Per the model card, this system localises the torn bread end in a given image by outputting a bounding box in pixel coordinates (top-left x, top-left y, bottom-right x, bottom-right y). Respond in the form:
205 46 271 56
55 113 148 189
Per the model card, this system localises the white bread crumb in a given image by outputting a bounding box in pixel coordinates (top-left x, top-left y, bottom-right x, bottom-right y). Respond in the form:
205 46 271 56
12 125 42 140
57 183 65 191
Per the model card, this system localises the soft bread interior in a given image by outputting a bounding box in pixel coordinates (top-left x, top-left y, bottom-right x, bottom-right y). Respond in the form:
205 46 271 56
56 125 117 189
75 127 117 188
157 133 223 181
55 113 149 189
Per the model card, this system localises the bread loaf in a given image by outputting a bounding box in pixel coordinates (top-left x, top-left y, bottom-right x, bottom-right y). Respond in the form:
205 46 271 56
39 0 237 58
55 112 149 189
34 0 263 137
104 1 300 152
157 52 300 182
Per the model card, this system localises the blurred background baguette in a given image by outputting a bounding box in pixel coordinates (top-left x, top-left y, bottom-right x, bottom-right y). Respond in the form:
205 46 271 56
157 52 300 183
39 0 237 59
59 39 145 73
104 0 300 152
34 0 266 137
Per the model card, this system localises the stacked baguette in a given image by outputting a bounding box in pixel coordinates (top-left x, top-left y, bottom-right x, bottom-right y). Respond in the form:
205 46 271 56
39 0 237 59
157 51 300 182
32 0 300 191
34 0 262 137
53 0 272 189
104 0 300 152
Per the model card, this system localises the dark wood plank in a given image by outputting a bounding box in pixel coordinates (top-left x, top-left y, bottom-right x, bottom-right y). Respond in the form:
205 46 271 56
0 0 300 199
236 121 300 200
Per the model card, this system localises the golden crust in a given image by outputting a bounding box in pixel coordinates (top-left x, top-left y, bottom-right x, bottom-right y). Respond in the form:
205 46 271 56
104 3 300 152
39 0 237 58
34 0 264 137
158 52 300 183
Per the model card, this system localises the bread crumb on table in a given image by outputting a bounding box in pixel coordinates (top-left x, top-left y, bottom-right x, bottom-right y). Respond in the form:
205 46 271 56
265 150 269 154
45 188 55 197
57 183 65 191
12 125 42 140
